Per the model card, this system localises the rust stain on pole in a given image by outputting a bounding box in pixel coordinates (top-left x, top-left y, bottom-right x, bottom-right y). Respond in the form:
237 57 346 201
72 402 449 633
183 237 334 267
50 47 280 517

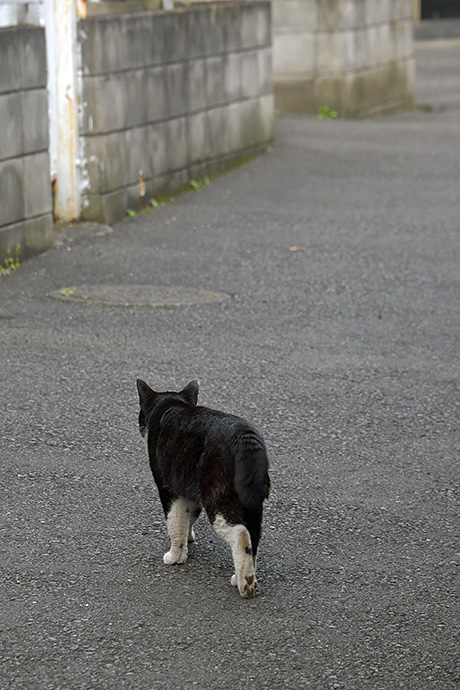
77 0 87 19
61 85 76 218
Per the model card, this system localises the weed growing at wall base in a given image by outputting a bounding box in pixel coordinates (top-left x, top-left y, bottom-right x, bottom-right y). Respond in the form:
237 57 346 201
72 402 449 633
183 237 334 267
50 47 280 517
190 176 210 191
0 244 21 276
317 105 338 120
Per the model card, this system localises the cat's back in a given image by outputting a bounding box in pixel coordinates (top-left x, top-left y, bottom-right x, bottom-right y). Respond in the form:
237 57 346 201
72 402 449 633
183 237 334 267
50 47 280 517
191 407 267 464
158 402 265 458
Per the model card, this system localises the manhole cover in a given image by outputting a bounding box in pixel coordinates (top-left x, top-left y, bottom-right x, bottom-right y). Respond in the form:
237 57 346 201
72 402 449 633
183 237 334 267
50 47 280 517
48 285 229 308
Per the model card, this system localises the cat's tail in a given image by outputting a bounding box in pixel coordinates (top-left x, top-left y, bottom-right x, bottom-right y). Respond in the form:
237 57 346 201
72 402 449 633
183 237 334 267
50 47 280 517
232 429 270 511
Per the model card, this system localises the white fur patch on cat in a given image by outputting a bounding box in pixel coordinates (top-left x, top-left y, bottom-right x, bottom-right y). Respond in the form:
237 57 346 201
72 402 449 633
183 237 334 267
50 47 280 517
163 498 196 564
213 514 257 598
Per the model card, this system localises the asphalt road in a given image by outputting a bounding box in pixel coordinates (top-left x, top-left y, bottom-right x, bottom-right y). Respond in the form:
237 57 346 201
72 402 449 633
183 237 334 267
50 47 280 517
1 39 459 690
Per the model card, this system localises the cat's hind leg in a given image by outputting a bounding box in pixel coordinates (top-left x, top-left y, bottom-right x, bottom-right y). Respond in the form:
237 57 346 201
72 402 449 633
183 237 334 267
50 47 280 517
212 514 256 598
164 498 196 564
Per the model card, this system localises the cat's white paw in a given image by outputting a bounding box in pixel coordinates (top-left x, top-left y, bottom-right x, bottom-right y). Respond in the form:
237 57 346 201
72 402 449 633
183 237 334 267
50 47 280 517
238 572 257 598
232 565 257 597
188 526 196 543
163 546 187 564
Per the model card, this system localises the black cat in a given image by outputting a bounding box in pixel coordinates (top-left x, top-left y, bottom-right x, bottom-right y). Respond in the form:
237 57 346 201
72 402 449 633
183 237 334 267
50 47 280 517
136 380 270 598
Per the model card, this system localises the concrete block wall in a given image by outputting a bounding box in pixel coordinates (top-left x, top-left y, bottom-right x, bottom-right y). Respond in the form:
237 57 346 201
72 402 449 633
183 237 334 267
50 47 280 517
0 26 54 266
272 0 414 116
79 1 274 223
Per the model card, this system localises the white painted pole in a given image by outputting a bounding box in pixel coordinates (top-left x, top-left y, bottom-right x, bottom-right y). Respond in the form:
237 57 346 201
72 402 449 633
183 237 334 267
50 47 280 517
43 0 80 222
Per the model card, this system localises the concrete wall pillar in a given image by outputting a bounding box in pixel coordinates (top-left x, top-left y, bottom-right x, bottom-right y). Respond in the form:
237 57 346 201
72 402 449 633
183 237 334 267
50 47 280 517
0 26 54 265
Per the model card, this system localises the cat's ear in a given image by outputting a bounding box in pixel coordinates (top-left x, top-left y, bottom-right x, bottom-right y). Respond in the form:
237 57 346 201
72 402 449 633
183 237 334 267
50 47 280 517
136 379 156 437
181 380 199 405
137 379 155 406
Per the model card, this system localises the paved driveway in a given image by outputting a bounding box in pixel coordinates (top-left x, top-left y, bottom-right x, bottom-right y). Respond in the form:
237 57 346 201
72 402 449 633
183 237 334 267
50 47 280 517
1 36 459 690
